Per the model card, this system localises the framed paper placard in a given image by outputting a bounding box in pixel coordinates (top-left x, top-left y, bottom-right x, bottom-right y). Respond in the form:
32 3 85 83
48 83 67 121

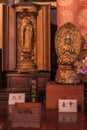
58 99 77 113
8 93 25 105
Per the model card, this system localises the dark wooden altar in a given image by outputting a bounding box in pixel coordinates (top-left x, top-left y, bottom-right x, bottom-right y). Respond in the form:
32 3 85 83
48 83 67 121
7 72 50 103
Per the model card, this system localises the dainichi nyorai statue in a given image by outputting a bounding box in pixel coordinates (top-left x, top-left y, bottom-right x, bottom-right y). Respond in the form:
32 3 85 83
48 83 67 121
55 22 85 84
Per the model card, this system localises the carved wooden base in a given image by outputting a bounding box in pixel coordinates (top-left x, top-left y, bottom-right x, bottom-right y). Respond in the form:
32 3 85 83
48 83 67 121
16 61 37 71
46 82 84 111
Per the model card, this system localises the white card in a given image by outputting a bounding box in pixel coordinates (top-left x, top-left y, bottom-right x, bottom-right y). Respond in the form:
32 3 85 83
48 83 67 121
58 99 77 112
8 93 25 105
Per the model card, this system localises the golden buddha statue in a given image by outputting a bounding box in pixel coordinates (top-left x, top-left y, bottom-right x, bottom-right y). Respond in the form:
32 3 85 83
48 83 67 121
55 22 85 84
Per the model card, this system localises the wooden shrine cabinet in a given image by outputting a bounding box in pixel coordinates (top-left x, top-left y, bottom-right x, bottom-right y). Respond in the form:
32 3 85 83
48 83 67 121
2 2 51 103
7 72 50 103
2 3 50 71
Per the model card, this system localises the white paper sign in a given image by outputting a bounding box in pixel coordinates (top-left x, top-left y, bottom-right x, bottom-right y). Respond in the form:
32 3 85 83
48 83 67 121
8 93 25 105
58 99 77 113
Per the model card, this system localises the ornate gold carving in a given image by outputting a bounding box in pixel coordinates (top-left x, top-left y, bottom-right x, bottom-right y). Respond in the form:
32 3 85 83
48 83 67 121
55 65 81 84
55 23 82 65
16 5 38 71
55 22 83 84
15 5 38 13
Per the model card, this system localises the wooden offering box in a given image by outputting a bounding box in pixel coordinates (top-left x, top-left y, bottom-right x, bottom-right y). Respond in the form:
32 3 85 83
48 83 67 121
46 82 84 111
11 103 41 128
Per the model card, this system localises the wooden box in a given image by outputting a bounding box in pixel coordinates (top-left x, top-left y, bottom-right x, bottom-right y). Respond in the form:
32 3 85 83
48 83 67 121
46 82 84 111
11 103 41 128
